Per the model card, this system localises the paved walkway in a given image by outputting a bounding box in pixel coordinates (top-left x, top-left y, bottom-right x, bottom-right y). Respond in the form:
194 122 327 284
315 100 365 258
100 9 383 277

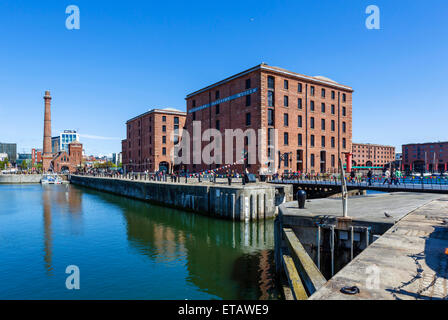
310 196 448 300
282 192 442 224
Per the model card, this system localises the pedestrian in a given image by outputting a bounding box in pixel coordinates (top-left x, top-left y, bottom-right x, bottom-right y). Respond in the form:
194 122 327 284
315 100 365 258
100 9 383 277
350 170 355 183
367 169 373 186
383 169 390 185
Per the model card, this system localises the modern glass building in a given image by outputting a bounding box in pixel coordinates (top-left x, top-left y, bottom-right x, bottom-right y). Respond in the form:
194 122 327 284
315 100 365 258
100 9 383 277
52 130 80 153
0 143 17 163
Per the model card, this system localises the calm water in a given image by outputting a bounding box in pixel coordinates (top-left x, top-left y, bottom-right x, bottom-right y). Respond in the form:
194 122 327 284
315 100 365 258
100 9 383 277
0 184 279 300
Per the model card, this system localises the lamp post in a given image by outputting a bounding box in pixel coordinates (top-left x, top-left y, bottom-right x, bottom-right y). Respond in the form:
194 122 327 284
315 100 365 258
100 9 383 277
278 151 292 176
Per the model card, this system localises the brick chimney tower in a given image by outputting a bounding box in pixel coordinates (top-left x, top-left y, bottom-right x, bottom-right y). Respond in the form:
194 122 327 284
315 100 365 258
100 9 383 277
42 91 53 172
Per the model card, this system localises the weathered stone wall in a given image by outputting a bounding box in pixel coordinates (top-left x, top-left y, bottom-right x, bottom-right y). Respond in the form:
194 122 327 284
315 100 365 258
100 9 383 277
0 174 43 184
70 175 292 220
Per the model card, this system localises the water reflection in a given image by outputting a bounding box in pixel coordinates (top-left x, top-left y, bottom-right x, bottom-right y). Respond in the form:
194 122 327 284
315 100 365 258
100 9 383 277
79 187 279 300
41 185 83 275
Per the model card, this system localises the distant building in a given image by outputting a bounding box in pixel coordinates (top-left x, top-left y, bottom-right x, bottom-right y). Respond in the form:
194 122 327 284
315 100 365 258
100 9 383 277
31 148 43 165
52 130 80 153
112 152 122 165
17 153 32 168
41 91 83 173
352 143 395 168
122 108 187 173
402 141 448 172
0 142 17 163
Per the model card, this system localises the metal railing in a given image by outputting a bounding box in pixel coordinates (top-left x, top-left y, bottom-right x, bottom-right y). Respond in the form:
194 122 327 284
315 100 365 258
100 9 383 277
270 176 448 192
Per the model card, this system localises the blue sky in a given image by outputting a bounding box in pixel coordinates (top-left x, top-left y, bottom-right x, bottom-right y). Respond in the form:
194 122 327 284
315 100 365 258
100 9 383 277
0 0 447 156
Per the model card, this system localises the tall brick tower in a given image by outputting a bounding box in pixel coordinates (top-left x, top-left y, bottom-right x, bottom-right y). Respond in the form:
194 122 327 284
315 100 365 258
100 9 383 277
42 91 53 172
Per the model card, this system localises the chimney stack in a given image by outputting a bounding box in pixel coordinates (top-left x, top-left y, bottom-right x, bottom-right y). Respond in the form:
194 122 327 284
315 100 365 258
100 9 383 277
43 91 52 155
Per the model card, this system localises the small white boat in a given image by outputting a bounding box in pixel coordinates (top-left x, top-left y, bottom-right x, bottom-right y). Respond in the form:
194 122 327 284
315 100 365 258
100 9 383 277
41 174 63 184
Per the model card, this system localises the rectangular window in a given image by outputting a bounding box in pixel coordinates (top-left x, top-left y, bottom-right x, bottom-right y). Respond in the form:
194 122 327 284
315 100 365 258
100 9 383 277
298 115 302 128
342 107 346 116
321 119 325 130
331 137 335 148
298 134 302 146
284 80 289 89
321 136 325 147
162 136 166 144
246 113 251 126
192 100 196 107
284 113 289 126
298 98 302 109
268 76 275 89
311 154 315 167
343 121 346 133
331 104 335 114
310 117 315 129
310 86 315 96
162 147 166 155
215 90 220 99
162 125 166 132
284 132 289 145
298 83 302 93
192 112 196 121
331 155 335 166
311 135 315 147
268 91 274 107
268 109 274 125
245 78 251 89
284 95 289 107
310 100 315 111
331 120 335 131
216 104 220 114
246 95 251 106
216 120 220 130
162 116 166 122
343 138 346 149
331 91 335 99
174 117 179 124
321 103 325 113
342 93 346 102
321 89 325 98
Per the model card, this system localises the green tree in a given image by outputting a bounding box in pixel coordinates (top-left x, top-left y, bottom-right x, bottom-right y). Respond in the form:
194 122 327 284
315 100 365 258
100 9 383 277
0 158 9 170
21 160 28 170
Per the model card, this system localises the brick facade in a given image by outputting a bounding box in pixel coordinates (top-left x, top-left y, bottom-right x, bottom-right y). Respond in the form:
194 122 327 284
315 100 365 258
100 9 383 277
402 142 448 172
122 109 186 173
184 64 353 174
352 143 395 168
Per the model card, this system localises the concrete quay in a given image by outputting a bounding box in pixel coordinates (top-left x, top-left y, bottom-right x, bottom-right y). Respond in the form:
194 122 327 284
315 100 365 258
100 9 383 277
275 192 448 299
310 196 448 300
70 175 293 221
0 174 43 184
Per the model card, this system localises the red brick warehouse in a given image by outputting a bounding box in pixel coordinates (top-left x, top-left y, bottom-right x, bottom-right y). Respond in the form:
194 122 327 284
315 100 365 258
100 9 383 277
352 143 395 168
184 63 353 175
402 142 448 172
122 108 187 173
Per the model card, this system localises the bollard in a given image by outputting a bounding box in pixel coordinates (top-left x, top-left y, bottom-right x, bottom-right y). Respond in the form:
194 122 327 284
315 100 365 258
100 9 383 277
297 190 306 209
